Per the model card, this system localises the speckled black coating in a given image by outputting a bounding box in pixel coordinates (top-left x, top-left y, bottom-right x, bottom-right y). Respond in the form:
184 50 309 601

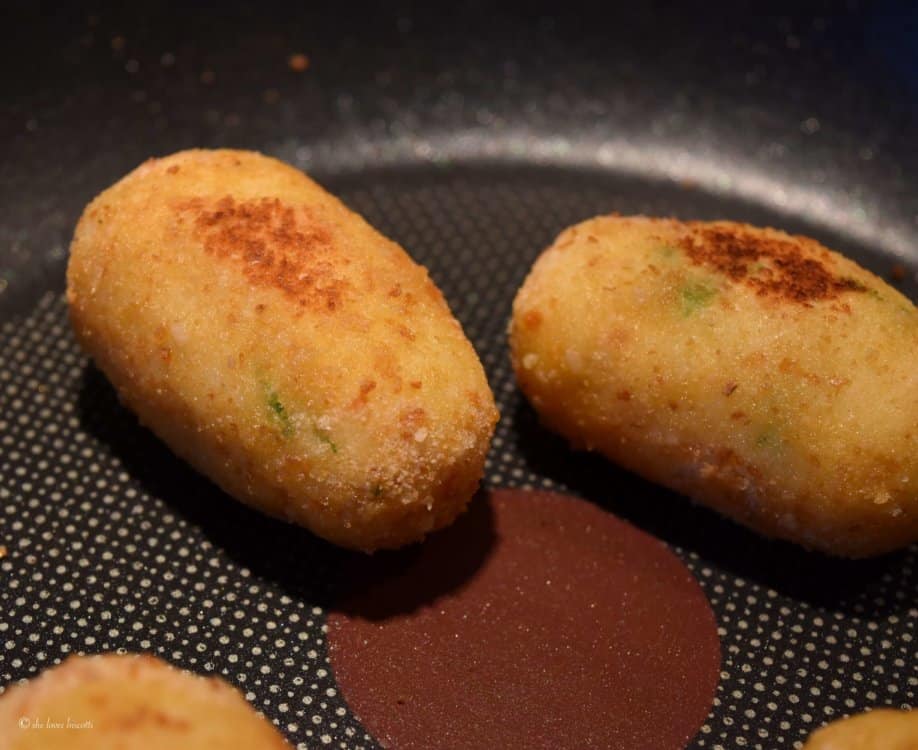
1 2 916 749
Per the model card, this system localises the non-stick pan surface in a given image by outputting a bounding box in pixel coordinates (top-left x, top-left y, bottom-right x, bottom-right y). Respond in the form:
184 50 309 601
1 2 916 748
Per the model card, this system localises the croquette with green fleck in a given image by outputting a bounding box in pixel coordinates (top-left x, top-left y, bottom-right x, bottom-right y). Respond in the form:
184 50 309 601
67 149 497 551
510 216 918 557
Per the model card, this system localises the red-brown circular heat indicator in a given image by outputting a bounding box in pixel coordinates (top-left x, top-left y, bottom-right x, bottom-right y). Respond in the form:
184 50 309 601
328 490 721 750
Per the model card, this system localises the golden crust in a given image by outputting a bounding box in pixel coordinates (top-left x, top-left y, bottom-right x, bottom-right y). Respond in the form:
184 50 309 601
802 709 918 749
510 215 918 557
0 653 289 749
67 149 497 551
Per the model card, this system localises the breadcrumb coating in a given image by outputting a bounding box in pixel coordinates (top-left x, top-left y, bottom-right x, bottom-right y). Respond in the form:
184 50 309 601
67 149 497 551
510 215 918 557
0 653 290 748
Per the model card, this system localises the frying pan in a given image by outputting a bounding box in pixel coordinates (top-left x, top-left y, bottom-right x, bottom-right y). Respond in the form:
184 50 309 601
1 1 916 747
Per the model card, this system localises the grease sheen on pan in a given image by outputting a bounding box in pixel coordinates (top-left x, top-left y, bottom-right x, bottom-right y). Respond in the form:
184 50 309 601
510 216 918 557
0 653 290 748
67 149 497 551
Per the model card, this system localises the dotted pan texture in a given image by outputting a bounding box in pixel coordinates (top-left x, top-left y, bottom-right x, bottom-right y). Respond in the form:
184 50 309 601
1 166 916 750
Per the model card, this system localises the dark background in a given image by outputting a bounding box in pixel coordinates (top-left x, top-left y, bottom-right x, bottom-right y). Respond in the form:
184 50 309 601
1 2 916 749
3 0 918 312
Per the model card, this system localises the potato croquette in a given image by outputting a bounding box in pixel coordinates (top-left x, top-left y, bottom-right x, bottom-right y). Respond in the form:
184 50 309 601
802 709 918 749
510 216 918 557
0 653 290 749
67 149 497 551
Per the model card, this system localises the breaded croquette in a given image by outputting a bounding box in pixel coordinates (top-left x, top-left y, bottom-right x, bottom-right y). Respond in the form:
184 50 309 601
802 708 918 749
67 149 497 551
510 216 917 557
0 653 290 748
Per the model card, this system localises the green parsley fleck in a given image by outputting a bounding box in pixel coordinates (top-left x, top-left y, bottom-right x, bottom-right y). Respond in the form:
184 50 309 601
266 389 294 437
754 425 782 450
681 281 718 316
313 424 339 454
657 245 680 260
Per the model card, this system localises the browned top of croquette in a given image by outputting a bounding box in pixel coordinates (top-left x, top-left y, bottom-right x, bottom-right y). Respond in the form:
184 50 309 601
681 223 869 304
175 195 348 312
